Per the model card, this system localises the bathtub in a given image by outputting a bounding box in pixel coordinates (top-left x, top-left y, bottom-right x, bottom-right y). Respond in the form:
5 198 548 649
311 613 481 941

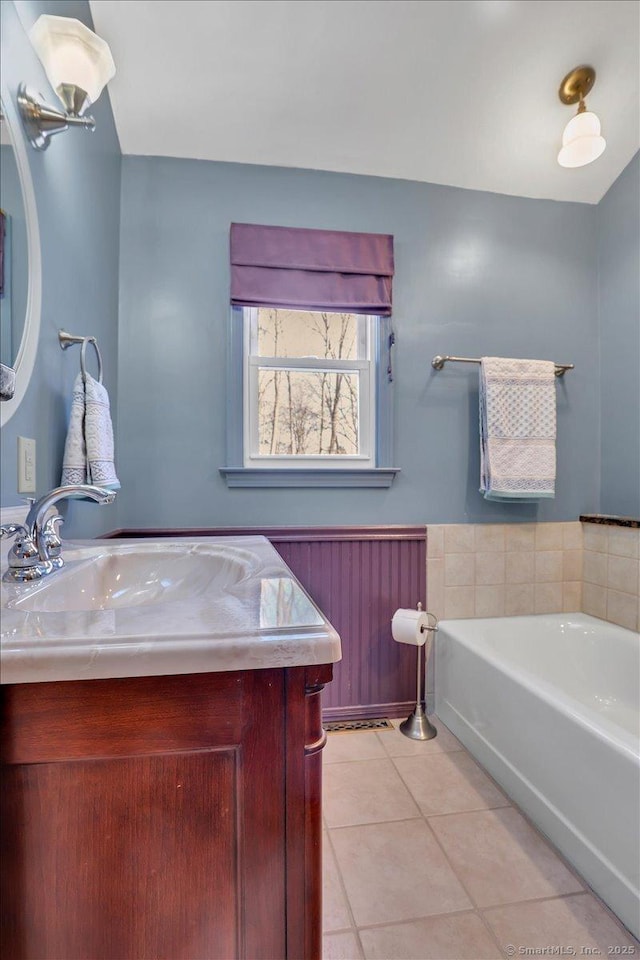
435 612 640 938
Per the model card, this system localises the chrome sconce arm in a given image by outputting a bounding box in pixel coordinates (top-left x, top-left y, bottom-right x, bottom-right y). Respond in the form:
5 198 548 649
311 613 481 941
17 83 95 151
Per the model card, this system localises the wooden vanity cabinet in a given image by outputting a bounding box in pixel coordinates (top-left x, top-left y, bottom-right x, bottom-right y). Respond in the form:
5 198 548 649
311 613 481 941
1 663 331 960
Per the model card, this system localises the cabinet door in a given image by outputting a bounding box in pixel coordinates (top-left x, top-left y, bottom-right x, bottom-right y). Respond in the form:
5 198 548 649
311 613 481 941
1 671 286 960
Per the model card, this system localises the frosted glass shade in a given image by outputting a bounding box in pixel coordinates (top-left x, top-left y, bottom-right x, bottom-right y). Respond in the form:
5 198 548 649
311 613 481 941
30 15 115 106
558 110 606 168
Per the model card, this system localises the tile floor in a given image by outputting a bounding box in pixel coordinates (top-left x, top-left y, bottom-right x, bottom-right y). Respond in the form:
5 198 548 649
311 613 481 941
322 718 639 960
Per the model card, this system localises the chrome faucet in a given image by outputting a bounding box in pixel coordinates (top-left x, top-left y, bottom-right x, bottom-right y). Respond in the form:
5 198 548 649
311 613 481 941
1 484 116 582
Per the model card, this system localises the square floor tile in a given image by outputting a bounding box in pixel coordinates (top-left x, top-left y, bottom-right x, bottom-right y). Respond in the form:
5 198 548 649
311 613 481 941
324 833 352 933
359 912 503 959
393 751 509 816
429 808 583 907
324 759 420 827
324 731 386 764
484 893 639 951
378 718 464 758
330 819 472 927
323 930 363 959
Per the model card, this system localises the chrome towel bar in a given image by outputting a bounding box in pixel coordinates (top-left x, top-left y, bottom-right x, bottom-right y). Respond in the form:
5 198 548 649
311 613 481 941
431 355 574 377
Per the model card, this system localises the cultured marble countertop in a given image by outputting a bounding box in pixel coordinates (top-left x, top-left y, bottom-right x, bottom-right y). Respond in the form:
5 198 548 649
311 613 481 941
1 536 341 685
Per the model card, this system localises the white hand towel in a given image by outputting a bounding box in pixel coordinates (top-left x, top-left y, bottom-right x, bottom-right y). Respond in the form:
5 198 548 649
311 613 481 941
61 373 120 490
479 357 556 501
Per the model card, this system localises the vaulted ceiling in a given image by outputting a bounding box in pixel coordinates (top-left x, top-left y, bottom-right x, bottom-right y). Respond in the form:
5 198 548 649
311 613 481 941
90 0 640 203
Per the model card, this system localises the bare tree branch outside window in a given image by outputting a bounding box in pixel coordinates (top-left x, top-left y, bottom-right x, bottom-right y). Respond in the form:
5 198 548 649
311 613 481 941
256 309 361 456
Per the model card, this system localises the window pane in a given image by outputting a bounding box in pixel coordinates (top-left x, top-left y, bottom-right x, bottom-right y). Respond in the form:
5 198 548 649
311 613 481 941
256 308 363 360
257 369 360 455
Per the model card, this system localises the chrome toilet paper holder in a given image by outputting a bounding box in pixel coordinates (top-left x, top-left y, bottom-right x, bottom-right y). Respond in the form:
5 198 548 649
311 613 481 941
400 603 439 741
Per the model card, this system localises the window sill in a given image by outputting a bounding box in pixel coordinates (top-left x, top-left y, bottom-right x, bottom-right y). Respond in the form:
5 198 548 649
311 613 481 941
219 467 400 489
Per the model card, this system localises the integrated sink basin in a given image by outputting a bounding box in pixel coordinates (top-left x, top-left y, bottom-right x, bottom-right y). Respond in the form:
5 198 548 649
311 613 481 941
8 542 257 613
1 535 341 684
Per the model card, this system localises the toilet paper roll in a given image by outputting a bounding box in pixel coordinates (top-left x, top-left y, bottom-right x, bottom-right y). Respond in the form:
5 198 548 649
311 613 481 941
391 608 429 646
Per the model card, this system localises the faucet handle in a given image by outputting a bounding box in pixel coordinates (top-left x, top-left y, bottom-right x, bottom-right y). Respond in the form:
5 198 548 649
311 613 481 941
43 515 64 563
43 514 63 533
1 523 28 540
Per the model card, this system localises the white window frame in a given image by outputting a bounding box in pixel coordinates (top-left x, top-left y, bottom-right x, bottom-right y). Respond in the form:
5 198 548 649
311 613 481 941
242 307 377 469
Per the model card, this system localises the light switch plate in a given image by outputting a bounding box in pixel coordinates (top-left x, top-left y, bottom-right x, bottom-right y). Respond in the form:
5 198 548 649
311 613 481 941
17 437 36 494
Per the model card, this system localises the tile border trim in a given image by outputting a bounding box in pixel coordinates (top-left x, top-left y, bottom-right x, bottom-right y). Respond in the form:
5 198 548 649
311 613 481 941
580 515 640 528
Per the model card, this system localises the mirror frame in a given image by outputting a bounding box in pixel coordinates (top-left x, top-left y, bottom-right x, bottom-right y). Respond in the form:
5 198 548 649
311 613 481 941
0 86 41 427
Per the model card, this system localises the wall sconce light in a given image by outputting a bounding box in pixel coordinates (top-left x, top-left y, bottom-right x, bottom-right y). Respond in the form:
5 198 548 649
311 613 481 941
557 65 606 168
18 15 115 151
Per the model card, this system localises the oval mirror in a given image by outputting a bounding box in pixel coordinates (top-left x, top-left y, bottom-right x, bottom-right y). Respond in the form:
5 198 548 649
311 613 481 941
0 93 41 425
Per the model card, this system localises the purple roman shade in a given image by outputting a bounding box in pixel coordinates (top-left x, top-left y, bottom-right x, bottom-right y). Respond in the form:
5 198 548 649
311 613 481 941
230 223 394 316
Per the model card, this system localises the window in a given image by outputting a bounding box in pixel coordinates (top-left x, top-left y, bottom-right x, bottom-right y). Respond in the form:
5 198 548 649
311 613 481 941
221 221 398 488
244 307 375 468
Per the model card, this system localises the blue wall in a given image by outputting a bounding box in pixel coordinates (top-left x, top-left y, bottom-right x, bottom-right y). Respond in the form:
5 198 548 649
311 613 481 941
2 0 636 532
0 0 121 536
117 155 600 527
597 152 640 518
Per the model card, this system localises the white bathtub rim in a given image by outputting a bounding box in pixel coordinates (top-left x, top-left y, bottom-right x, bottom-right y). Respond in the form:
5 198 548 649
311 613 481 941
437 630 638 761
437 614 640 760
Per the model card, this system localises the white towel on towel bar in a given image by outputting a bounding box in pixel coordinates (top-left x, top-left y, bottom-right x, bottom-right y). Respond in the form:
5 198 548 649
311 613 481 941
479 357 556 501
61 372 120 490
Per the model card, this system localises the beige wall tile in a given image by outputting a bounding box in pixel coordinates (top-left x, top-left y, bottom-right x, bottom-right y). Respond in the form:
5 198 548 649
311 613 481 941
535 523 563 551
582 581 607 619
534 551 563 583
562 549 583 582
606 590 638 631
607 555 639 596
505 583 535 616
445 553 475 586
607 526 639 559
583 523 608 552
427 525 444 559
474 525 505 552
563 582 582 612
534 582 563 614
475 585 506 617
505 551 534 584
425 520 640 629
444 525 475 554
475 552 505 585
427 558 444 620
562 522 583 550
583 550 607 586
505 524 536 552
445 586 475 619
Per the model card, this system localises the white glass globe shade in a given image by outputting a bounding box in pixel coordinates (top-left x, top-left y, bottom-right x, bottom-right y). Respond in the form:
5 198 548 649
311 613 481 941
30 15 116 106
558 111 606 168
